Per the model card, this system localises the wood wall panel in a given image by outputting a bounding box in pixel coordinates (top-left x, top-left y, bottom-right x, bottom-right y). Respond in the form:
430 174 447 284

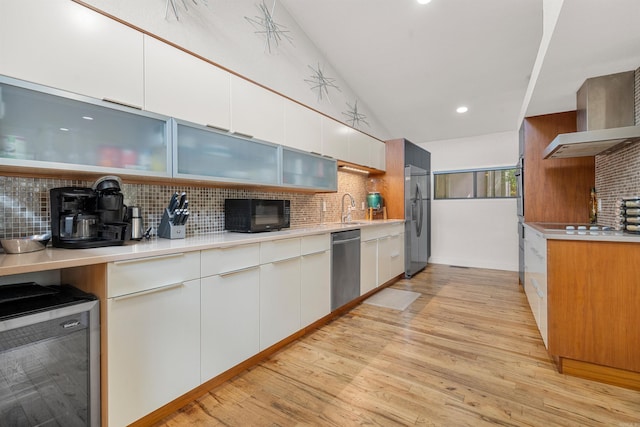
524 112 595 223
547 239 640 372
379 138 406 219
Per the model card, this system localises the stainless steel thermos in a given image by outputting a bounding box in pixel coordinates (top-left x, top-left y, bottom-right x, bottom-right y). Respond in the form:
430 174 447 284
127 206 144 240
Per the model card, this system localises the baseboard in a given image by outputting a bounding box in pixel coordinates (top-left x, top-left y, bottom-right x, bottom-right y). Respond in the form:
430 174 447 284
560 358 640 391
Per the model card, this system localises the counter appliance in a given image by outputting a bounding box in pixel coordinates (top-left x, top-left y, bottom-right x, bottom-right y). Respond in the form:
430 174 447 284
224 198 290 233
50 176 129 248
331 229 361 310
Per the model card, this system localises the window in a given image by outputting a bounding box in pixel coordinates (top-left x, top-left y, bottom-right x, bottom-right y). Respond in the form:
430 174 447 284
434 167 516 199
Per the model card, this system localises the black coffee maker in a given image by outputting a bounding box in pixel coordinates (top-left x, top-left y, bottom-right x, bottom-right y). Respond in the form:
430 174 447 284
50 176 129 248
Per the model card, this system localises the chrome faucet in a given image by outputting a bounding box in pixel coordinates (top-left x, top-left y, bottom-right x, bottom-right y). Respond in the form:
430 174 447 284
341 193 356 223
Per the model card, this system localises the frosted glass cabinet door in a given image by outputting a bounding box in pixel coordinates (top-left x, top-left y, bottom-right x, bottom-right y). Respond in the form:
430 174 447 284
0 77 170 177
282 148 337 191
173 120 279 185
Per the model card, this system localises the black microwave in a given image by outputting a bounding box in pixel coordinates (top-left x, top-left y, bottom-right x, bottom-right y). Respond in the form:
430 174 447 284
224 199 291 233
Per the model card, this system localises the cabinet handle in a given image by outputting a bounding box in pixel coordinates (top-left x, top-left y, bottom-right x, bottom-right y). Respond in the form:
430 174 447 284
217 244 257 251
302 250 329 258
231 131 254 139
102 97 143 110
268 256 299 265
206 124 230 133
112 282 184 301
219 265 259 277
112 252 185 266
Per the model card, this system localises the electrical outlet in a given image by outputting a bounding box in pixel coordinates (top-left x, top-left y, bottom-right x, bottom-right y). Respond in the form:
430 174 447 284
361 201 365 210
597 198 602 212
322 201 327 212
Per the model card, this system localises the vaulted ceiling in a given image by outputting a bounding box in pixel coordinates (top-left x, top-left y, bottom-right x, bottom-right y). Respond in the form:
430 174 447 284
281 0 640 143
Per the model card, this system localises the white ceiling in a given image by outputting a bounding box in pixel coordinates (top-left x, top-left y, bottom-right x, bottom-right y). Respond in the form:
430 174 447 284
280 0 640 144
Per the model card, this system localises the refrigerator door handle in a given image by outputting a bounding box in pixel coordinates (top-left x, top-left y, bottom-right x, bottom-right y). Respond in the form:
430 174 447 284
416 184 423 237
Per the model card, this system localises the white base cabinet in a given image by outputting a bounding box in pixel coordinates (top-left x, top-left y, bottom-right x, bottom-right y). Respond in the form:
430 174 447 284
107 252 201 427
300 234 331 325
102 225 399 426
361 223 405 290
107 279 201 427
360 238 379 295
260 257 301 350
200 243 261 382
201 268 260 381
524 225 548 347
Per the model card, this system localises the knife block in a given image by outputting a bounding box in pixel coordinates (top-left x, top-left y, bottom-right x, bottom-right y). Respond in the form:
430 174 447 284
157 209 186 239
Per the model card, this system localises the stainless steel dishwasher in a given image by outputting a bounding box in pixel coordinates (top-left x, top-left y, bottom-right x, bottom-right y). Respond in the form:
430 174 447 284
331 229 361 310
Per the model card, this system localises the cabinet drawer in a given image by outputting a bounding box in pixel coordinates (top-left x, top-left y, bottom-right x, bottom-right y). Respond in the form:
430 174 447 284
201 243 260 277
301 234 330 255
260 238 301 263
107 252 200 298
388 223 405 236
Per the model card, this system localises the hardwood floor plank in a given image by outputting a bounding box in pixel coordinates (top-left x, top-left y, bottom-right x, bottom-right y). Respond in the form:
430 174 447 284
153 264 640 426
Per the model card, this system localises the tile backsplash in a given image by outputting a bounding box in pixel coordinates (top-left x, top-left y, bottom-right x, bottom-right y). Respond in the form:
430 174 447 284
0 171 371 239
594 66 640 227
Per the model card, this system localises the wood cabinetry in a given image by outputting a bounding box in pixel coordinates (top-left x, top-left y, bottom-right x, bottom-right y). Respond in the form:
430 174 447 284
523 112 595 222
381 138 431 220
547 239 640 374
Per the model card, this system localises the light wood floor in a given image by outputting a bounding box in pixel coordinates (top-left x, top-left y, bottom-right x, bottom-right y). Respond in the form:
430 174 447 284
155 264 640 426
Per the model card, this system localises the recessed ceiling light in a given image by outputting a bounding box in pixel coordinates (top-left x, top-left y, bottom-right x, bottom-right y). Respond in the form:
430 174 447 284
456 106 468 114
417 0 432 4
82 116 94 120
59 127 69 132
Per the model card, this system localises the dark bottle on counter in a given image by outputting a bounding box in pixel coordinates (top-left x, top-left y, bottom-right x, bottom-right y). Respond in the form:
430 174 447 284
589 187 598 224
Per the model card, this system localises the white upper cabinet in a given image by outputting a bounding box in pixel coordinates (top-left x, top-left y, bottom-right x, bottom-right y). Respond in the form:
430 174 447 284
321 117 350 160
348 129 372 167
230 75 285 143
371 139 386 171
144 36 230 130
0 0 143 108
284 99 322 154
348 130 386 171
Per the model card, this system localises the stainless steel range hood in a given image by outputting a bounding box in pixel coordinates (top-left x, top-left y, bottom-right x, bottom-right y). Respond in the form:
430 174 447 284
544 71 639 159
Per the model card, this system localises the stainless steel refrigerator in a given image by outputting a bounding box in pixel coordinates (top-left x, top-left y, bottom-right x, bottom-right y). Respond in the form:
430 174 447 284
405 164 430 278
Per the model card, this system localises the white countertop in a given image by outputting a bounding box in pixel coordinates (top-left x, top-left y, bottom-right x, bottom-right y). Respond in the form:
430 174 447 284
0 220 404 276
525 222 640 243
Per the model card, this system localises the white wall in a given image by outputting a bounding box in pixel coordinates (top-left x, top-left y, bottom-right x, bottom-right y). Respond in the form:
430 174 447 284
420 131 519 271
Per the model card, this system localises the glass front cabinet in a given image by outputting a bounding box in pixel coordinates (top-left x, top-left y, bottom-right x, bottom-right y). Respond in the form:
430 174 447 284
0 75 338 192
282 148 337 192
0 76 171 177
173 120 280 186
